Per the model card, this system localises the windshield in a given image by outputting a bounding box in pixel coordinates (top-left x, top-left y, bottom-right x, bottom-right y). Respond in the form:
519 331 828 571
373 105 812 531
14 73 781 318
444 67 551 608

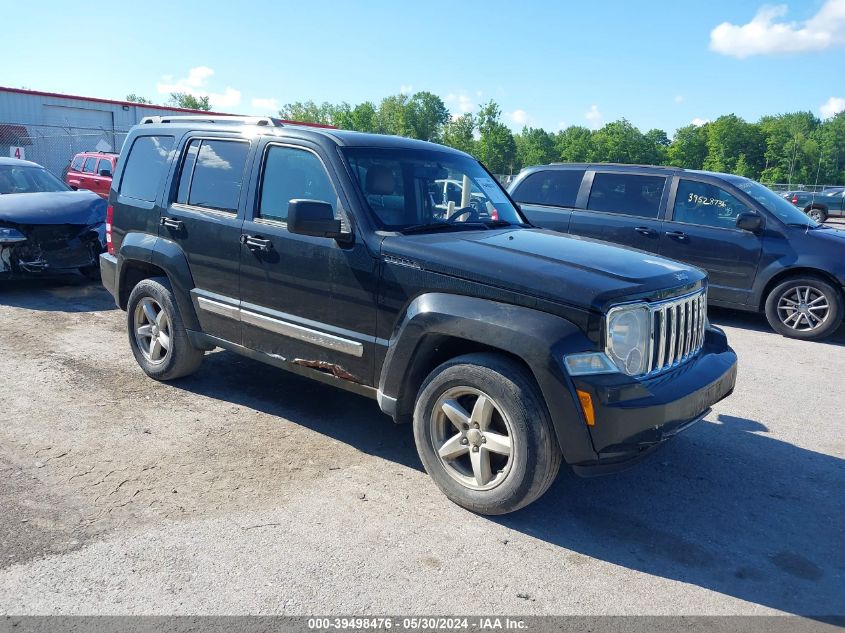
733 178 818 227
0 165 70 194
342 148 524 231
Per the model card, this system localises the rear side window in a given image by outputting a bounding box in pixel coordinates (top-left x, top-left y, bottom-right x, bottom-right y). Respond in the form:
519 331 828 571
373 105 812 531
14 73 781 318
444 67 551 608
258 145 336 222
97 158 113 175
82 157 97 174
178 139 249 213
70 155 84 171
119 136 174 202
513 169 585 208
587 173 666 218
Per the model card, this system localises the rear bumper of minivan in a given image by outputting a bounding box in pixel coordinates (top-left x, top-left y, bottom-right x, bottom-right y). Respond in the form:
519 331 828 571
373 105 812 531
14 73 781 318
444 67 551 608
568 326 737 475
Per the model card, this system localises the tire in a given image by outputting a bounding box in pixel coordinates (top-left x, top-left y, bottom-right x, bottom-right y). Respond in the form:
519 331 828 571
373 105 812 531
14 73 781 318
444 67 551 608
764 276 843 340
126 276 204 380
413 352 561 515
805 206 828 223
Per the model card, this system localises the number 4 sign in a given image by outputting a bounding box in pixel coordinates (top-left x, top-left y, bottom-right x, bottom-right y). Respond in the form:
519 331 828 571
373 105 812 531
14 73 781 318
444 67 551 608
9 146 25 160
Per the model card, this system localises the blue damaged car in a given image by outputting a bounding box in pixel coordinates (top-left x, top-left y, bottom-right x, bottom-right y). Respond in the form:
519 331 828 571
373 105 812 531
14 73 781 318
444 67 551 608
0 157 106 278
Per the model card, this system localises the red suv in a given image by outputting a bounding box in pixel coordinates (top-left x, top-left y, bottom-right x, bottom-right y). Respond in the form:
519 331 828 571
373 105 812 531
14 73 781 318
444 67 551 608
65 151 118 199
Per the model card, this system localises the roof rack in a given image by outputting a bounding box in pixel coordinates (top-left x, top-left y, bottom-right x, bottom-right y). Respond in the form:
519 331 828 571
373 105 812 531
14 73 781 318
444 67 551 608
139 115 280 127
549 162 681 170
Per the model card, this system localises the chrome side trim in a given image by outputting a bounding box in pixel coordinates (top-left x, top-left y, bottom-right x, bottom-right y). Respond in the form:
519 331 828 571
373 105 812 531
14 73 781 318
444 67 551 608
197 296 240 320
196 297 364 358
240 310 364 357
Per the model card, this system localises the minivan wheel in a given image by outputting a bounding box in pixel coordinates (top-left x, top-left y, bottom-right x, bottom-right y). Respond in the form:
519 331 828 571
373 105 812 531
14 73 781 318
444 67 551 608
126 276 204 380
806 206 827 223
765 276 843 340
413 353 561 515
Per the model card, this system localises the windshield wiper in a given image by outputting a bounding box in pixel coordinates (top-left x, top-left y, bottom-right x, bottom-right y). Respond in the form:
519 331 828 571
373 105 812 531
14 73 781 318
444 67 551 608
400 222 489 234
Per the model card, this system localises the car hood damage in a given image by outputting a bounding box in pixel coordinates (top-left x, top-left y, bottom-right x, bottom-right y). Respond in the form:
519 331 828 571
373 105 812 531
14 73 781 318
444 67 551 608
0 191 106 275
381 228 706 312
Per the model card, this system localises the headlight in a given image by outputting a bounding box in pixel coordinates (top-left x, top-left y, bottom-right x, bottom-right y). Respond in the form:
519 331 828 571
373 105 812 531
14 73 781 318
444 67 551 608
605 303 650 376
0 227 26 244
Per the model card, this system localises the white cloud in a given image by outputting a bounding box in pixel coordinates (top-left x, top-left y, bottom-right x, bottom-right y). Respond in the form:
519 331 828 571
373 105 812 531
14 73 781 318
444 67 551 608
400 84 414 95
251 97 279 112
585 104 603 129
710 1 845 58
691 117 710 127
156 66 242 110
507 109 529 126
820 96 845 118
674 95 685 104
557 121 568 131
445 91 477 114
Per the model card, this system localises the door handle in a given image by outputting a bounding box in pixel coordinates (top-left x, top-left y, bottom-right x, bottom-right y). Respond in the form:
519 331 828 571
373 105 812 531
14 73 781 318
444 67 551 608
634 226 657 236
241 234 272 251
160 216 184 230
665 230 688 241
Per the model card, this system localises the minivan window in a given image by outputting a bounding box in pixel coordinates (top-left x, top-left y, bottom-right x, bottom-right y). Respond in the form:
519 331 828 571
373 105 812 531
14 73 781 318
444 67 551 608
514 169 585 208
184 139 249 213
258 145 336 223
70 155 84 172
673 179 751 229
731 177 818 227
97 158 113 175
587 173 665 218
82 157 97 174
119 136 174 202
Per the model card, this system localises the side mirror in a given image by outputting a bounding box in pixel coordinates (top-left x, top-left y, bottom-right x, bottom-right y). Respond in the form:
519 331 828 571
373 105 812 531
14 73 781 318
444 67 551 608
287 199 343 239
99 169 112 177
736 212 763 232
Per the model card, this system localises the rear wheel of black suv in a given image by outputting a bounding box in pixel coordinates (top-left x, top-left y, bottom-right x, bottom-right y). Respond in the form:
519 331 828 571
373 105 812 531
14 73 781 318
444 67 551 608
765 276 843 340
413 353 561 515
126 276 204 380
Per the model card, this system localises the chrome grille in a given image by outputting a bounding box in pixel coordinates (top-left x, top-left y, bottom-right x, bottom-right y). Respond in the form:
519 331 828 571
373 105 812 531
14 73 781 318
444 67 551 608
647 289 707 375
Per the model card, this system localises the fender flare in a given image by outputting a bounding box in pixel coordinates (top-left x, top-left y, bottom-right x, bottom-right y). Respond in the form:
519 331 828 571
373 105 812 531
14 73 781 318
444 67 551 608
378 292 598 464
751 260 845 310
117 233 201 331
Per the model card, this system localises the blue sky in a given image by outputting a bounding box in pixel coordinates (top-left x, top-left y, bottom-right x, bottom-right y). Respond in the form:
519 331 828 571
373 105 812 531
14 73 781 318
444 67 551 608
3 0 843 134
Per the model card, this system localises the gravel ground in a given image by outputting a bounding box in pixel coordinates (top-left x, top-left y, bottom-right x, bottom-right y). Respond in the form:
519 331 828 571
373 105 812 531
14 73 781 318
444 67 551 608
0 275 842 616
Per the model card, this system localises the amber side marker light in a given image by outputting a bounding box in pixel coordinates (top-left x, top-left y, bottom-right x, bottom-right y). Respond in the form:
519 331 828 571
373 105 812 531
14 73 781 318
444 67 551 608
577 389 596 426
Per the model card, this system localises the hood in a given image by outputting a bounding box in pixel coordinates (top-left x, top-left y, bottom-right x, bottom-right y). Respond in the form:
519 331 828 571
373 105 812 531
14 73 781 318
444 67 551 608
0 191 106 226
381 228 706 312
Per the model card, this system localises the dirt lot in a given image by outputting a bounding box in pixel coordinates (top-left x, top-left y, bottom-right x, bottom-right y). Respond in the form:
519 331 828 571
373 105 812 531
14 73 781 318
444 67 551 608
0 276 842 616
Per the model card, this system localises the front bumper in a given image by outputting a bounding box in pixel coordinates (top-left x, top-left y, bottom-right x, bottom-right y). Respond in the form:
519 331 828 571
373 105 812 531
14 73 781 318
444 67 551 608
569 326 737 475
0 223 103 276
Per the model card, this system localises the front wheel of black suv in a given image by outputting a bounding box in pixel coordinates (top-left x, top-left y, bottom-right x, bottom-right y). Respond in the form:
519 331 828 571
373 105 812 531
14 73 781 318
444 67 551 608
765 276 843 340
413 353 561 515
126 276 204 380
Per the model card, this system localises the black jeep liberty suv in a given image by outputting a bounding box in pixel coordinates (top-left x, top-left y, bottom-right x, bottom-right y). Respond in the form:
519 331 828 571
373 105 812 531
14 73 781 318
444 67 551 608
100 115 737 514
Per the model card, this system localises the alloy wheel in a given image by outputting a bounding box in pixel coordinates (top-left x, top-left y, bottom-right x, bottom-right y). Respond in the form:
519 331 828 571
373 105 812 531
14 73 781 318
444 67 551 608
430 387 515 491
133 297 172 363
776 285 830 332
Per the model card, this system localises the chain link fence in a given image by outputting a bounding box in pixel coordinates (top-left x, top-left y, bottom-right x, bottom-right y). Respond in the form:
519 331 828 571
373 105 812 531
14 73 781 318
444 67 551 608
0 122 129 179
761 183 837 193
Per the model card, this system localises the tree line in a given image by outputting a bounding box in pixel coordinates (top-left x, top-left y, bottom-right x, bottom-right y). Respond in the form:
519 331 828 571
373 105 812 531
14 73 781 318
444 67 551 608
129 92 845 185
